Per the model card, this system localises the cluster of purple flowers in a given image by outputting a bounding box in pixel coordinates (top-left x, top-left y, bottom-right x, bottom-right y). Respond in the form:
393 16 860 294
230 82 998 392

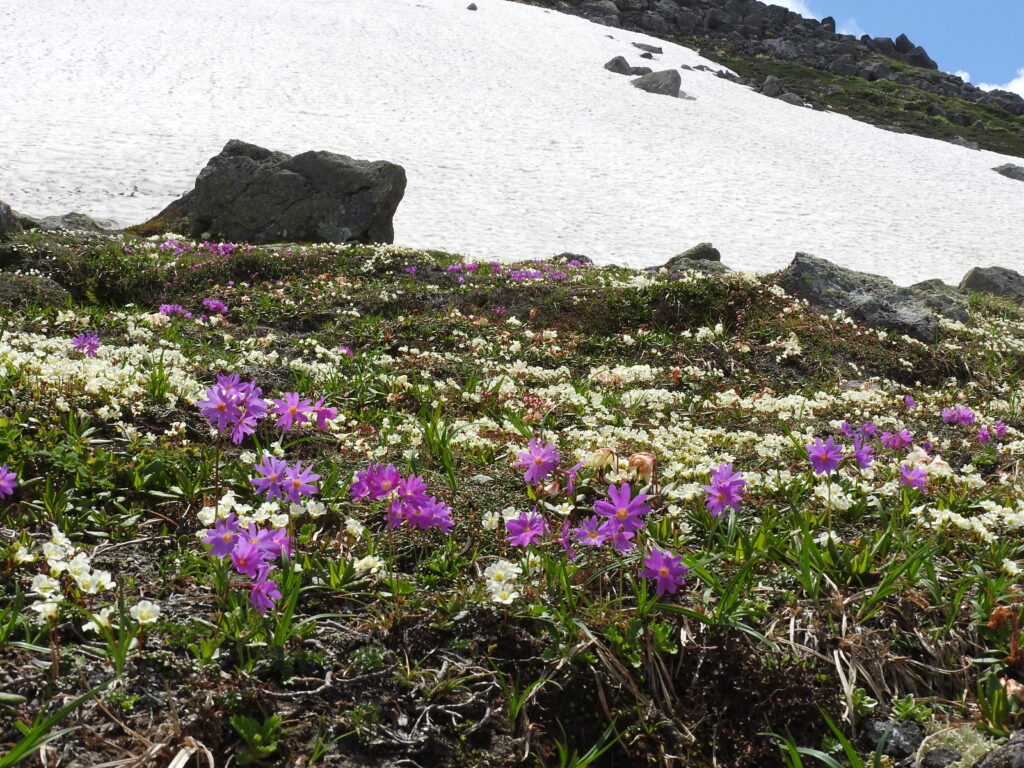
350 464 454 532
196 376 337 444
807 437 845 476
70 332 101 358
159 238 192 257
569 482 652 554
942 405 976 426
879 429 914 450
899 464 928 491
0 464 17 498
196 373 269 444
202 514 289 614
701 462 745 517
159 303 193 319
513 439 560 485
251 456 320 503
202 298 229 314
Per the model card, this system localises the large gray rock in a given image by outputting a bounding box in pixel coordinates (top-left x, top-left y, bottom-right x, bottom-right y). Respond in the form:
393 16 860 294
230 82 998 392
909 278 969 323
777 253 941 343
37 212 117 232
959 266 1024 301
761 75 784 98
0 200 23 237
994 164 1024 182
778 92 806 107
0 273 71 309
663 242 732 275
630 69 681 97
604 55 633 75
976 742 1024 768
859 720 922 761
188 140 406 244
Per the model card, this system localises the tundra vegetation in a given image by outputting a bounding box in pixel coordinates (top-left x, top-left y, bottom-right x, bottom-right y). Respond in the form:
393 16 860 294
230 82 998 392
2 230 1024 767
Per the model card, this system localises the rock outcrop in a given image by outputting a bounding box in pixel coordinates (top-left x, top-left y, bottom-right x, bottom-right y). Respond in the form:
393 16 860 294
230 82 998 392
0 200 23 237
994 163 1024 182
959 266 1024 301
133 140 407 245
663 242 731 274
776 252 942 343
631 69 682 96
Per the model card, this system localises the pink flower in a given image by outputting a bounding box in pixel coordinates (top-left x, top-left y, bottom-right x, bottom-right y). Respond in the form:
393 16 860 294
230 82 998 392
641 549 689 596
807 437 843 475
900 464 927 491
231 539 268 577
282 461 320 504
269 392 314 431
250 455 288 500
249 565 283 615
0 464 17 498
701 462 745 517
594 483 650 533
202 513 240 559
311 398 337 430
513 439 560 485
71 332 100 357
505 509 548 547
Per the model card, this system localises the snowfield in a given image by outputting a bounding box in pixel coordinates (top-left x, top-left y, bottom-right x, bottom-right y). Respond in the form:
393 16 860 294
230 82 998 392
0 0 1021 284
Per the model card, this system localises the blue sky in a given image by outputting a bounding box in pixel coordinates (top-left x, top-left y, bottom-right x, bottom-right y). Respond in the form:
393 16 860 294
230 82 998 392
778 0 1024 96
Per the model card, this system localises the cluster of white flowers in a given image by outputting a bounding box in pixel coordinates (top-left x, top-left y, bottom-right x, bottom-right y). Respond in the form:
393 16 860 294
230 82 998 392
483 560 522 605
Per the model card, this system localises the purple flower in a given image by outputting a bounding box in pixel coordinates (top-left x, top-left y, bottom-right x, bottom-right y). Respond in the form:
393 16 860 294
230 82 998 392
573 516 608 547
701 462 745 517
899 464 927 491
994 421 1008 439
594 483 650 533
202 298 228 314
513 439 560 485
404 266 417 275
396 474 429 509
861 421 877 437
405 496 454 533
368 464 401 500
565 461 586 495
202 513 240 559
250 455 288 500
249 565 283 615
505 509 549 547
904 394 918 409
978 427 992 444
557 519 576 561
239 524 290 560
880 430 913 449
283 461 320 504
603 524 636 553
159 303 192 319
311 398 337 430
849 437 874 470
641 549 689 597
942 405 975 426
269 392 314 431
806 437 843 476
71 333 100 357
337 345 354 356
196 384 242 432
0 464 17 498
839 421 857 438
231 539 268 577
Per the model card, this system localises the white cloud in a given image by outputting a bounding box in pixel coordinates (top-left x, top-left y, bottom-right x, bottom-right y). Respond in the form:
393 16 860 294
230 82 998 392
837 17 864 37
952 70 971 83
978 67 1024 98
774 0 818 20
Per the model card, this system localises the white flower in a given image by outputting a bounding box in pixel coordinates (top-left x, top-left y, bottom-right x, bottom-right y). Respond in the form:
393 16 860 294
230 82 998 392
489 585 519 605
481 510 500 530
1003 559 1021 576
30 574 61 598
80 569 115 594
12 545 36 564
66 552 91 579
31 601 60 622
129 600 161 625
354 555 384 575
305 501 327 519
345 517 367 537
483 560 521 585
82 606 115 633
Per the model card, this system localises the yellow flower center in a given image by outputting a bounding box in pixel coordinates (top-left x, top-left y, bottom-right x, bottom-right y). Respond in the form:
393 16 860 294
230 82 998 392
616 508 628 520
288 406 298 415
380 480 392 491
222 532 233 543
533 456 544 466
268 472 279 483
658 567 669 578
216 402 227 412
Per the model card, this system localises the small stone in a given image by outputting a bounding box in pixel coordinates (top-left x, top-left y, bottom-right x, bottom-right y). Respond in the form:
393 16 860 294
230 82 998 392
467 2 477 8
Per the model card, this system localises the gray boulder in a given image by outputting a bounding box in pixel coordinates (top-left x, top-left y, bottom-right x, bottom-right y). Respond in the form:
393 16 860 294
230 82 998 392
38 212 117 232
909 278 969 323
604 56 633 75
778 92 806 106
630 66 654 76
904 46 938 70
189 139 406 244
0 200 23 237
630 69 681 97
919 746 961 768
0 273 71 310
776 252 941 343
859 720 923 761
663 243 731 275
632 42 663 54
761 75 784 98
976 742 1024 768
994 163 1024 182
959 266 1024 301
582 0 621 24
